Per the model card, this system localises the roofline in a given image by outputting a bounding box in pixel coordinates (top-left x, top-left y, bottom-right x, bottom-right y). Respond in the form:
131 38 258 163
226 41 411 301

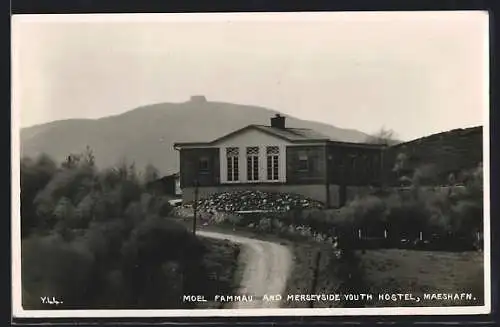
214 124 296 144
173 142 210 149
175 126 480 150
326 140 387 149
174 139 386 150
252 125 333 142
173 139 329 149
173 124 331 149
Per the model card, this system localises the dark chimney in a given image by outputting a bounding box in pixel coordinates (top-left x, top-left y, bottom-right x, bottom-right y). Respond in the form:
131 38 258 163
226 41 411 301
270 114 286 129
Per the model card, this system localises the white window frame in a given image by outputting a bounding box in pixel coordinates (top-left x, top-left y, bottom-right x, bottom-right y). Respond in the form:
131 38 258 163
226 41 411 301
266 146 280 181
246 147 260 182
226 147 240 182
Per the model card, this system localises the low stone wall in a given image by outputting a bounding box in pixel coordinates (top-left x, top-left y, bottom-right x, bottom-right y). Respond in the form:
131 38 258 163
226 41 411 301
179 184 470 210
182 184 334 206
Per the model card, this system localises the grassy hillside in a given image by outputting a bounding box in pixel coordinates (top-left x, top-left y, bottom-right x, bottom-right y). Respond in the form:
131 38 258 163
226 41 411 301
383 126 483 185
357 249 484 307
20 98 370 175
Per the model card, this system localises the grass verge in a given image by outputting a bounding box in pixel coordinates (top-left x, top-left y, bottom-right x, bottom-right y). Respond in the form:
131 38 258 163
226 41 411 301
171 217 484 308
357 249 484 307
195 238 242 309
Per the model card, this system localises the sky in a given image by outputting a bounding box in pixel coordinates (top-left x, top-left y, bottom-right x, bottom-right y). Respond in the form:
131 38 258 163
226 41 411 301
12 12 488 141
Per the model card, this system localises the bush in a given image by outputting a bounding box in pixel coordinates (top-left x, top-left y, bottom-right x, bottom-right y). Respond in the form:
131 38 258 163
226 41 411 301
20 155 58 236
339 195 388 230
122 217 205 266
385 194 430 239
257 218 273 232
22 233 96 309
20 150 234 310
267 164 484 251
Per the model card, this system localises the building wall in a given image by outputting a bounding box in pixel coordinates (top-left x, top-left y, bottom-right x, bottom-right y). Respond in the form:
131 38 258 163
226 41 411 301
179 148 220 188
286 145 327 185
178 142 383 207
327 184 341 208
215 128 291 184
175 177 182 196
327 145 383 186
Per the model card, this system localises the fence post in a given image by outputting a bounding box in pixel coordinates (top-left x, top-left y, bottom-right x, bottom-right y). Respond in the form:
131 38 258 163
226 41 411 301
309 250 322 308
325 150 332 208
193 179 199 235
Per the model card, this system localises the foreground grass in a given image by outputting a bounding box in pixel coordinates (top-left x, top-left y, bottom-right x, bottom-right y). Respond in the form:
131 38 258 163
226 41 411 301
172 217 484 308
171 217 346 308
357 249 484 307
195 238 242 309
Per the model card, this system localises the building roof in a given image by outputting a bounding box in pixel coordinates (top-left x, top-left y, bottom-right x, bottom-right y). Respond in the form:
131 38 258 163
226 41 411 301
252 125 332 142
173 120 391 150
173 123 388 149
173 124 332 148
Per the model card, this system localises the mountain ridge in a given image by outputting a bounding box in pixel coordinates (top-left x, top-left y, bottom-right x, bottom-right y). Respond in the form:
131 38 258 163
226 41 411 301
20 99 373 175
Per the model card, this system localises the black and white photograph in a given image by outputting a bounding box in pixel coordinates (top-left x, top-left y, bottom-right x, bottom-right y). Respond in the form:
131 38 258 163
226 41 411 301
11 11 490 318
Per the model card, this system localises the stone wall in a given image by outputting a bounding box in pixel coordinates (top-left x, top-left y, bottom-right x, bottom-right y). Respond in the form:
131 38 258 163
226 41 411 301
182 183 344 207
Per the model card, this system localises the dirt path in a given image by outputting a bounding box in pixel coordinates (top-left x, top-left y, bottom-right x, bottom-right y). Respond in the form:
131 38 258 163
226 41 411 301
196 230 293 309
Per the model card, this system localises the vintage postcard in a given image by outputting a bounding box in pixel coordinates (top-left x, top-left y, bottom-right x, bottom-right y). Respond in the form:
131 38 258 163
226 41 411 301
11 11 490 318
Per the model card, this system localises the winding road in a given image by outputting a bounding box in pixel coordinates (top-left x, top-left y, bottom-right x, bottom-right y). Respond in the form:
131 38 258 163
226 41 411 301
196 230 293 309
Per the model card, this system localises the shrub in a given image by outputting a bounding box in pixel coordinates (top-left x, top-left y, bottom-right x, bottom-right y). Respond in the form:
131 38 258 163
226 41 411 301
227 213 244 226
122 217 205 266
20 150 234 310
257 218 273 232
83 219 131 260
21 233 96 309
20 154 58 236
385 194 430 239
334 195 388 239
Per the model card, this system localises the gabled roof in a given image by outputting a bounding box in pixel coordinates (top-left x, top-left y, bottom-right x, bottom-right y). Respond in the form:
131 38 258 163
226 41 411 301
173 124 331 148
173 123 389 150
252 125 332 142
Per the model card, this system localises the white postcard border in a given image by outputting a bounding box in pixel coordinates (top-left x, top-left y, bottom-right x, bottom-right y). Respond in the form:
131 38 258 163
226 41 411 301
11 12 492 319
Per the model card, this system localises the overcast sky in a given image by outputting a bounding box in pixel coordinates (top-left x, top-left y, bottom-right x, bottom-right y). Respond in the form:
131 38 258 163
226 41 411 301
12 12 488 141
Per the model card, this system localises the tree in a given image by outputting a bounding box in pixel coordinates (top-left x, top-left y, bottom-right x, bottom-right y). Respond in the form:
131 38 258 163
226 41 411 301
62 153 82 169
20 154 58 236
412 164 438 187
81 146 96 168
365 127 399 146
392 152 412 185
144 164 160 184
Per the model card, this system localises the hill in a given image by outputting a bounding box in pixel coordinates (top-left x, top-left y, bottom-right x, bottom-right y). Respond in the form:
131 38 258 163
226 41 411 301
383 126 483 185
20 96 371 175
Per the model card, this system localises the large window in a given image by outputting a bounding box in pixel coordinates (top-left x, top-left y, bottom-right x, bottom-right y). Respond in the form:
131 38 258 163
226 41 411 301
199 157 209 173
266 146 280 181
246 147 259 181
226 147 239 181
